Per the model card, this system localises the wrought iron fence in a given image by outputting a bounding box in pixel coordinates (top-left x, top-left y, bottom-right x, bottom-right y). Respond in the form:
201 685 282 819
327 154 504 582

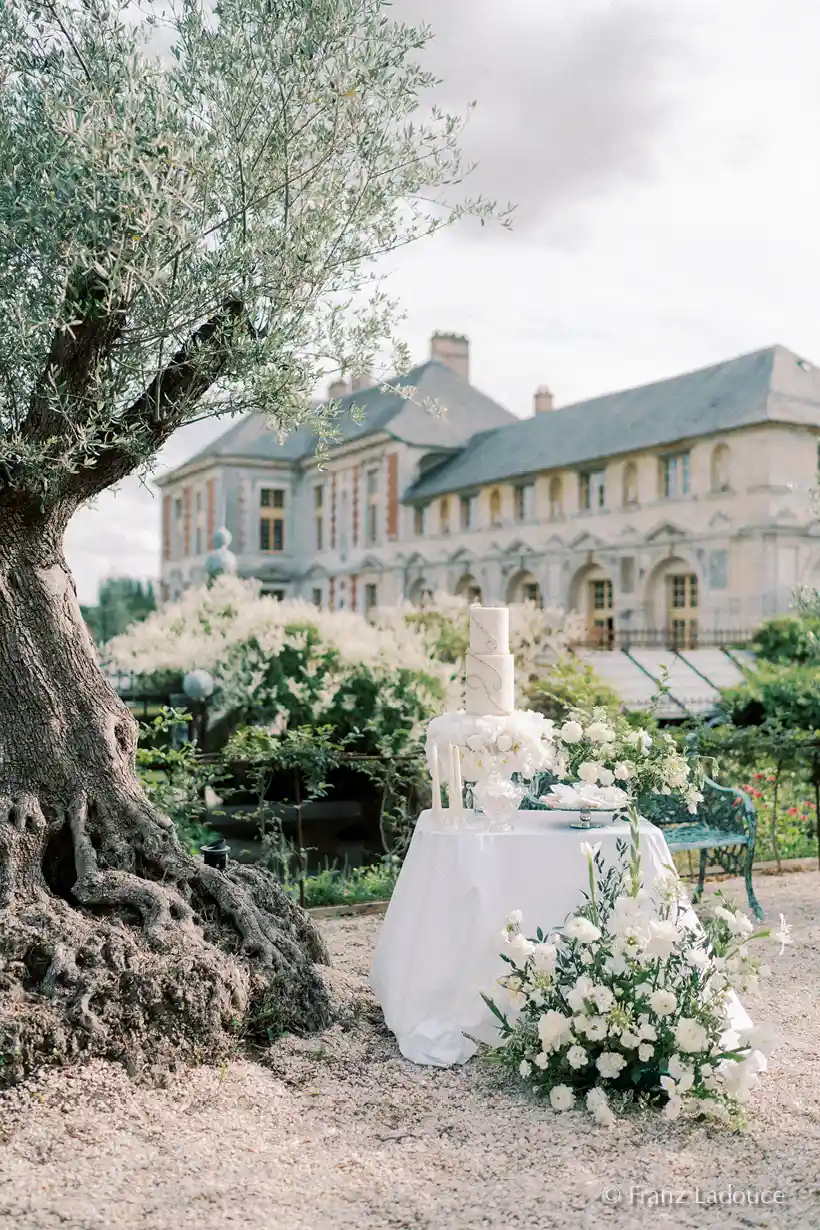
573 628 754 651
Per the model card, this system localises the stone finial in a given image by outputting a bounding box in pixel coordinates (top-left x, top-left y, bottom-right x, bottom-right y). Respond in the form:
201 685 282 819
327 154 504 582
205 526 237 583
430 332 469 382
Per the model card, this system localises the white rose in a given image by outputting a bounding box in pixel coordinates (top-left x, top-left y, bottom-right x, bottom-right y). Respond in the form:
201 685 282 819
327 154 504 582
534 1051 549 1069
586 722 615 744
537 1010 573 1049
508 932 536 962
597 767 615 787
519 1060 532 1078
495 733 513 753
549 1084 576 1111
586 1087 608 1112
619 1031 641 1050
559 720 584 744
563 916 601 945
567 1045 589 1069
614 762 632 781
649 989 678 1016
673 1017 709 1054
596 1051 627 1079
578 761 602 785
584 1016 608 1042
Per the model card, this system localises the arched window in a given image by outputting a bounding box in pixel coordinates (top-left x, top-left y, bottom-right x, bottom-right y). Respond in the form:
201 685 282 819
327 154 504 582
440 497 451 535
622 462 638 507
489 487 502 526
549 475 563 519
711 444 730 493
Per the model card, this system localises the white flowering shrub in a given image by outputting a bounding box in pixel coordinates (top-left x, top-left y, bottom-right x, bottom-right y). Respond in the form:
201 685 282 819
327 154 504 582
108 576 459 752
487 841 788 1126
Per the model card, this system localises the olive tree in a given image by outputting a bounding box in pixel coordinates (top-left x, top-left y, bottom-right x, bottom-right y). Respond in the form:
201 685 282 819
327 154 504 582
0 0 500 1082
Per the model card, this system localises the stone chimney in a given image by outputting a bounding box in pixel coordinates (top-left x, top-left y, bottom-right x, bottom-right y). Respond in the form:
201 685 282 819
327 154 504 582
430 332 469 382
350 371 372 392
533 386 554 414
327 378 350 400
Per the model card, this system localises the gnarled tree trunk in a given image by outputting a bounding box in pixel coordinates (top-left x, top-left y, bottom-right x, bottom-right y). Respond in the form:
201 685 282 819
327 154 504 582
0 514 331 1086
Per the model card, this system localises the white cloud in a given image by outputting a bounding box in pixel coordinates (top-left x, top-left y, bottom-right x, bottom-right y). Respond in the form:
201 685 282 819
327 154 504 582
66 0 820 601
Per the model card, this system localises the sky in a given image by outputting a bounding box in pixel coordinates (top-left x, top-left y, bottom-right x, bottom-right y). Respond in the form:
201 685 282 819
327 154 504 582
66 0 820 602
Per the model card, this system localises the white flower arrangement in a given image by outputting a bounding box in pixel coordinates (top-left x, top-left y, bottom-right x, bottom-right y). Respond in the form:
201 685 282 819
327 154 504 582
485 839 787 1126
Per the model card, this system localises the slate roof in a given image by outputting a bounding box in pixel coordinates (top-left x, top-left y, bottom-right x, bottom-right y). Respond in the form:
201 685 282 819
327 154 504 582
405 344 820 501
166 359 516 476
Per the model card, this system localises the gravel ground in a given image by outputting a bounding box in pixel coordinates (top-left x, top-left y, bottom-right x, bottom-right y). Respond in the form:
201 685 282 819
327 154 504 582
1 869 818 1230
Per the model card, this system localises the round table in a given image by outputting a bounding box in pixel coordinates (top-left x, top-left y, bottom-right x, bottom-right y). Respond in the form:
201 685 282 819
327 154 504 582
370 809 756 1067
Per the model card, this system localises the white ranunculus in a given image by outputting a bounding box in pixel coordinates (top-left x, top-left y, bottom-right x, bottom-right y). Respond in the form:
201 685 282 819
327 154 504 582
643 919 681 960
531 942 558 974
591 985 614 1013
586 721 615 744
673 1017 709 1054
566 976 594 1012
586 1087 608 1112
495 733 513 753
637 1018 657 1042
584 1016 608 1042
649 988 678 1016
596 1051 627 1079
578 761 603 785
638 1043 654 1061
559 720 584 744
534 1051 549 1069
619 1031 641 1050
605 952 628 976
563 916 601 945
508 932 536 962
597 767 615 787
549 1084 576 1111
567 1044 589 1069
537 1009 573 1049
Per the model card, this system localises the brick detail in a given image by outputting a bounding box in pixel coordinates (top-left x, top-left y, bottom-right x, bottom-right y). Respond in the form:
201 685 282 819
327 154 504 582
386 453 399 540
352 466 360 547
183 486 191 556
330 473 337 550
162 495 172 561
206 477 216 551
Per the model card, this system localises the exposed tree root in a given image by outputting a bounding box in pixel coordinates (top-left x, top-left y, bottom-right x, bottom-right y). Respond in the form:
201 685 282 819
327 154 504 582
0 789 333 1089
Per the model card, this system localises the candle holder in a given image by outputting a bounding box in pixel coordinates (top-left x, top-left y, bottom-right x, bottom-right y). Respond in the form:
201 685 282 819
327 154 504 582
201 837 230 870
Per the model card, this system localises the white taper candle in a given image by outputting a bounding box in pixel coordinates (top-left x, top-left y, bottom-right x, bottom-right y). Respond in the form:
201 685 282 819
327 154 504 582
450 743 463 817
430 741 442 822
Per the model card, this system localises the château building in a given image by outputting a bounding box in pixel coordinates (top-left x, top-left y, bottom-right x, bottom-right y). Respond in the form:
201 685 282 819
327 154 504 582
156 332 820 648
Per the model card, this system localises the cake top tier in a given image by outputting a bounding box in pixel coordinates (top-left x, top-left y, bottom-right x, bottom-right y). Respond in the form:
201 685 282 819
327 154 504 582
468 604 510 656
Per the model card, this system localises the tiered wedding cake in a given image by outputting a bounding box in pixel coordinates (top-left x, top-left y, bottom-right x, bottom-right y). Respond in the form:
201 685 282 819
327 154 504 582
464 605 515 717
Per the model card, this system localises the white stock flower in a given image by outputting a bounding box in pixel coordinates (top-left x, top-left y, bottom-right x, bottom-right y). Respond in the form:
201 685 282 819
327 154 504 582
668 1055 694 1090
673 1018 709 1054
505 909 523 931
605 952 628 976
567 1045 589 1069
739 1024 778 1057
549 1085 576 1111
563 916 601 945
566 976 594 1012
559 720 584 744
508 932 536 962
649 989 678 1016
643 919 682 960
596 1052 627 1079
584 1016 608 1042
537 1010 573 1050
531 942 558 974
590 985 614 1012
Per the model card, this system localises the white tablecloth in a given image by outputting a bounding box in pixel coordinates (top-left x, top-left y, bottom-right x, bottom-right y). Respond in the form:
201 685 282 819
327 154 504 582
370 809 756 1066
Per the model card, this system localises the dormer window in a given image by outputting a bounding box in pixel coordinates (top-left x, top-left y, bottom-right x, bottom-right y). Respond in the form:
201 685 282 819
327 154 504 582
661 453 690 499
579 469 606 511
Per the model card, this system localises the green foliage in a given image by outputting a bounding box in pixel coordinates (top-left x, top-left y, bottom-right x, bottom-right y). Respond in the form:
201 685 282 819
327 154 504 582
752 615 820 664
528 657 622 722
135 708 219 850
285 856 400 908
403 608 469 664
717 662 820 731
81 577 156 645
0 0 506 505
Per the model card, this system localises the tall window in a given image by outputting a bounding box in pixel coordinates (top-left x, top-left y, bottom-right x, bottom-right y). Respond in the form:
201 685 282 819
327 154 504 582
489 487 503 527
579 469 606 511
195 490 203 554
622 462 638 507
173 496 183 559
514 483 535 523
710 444 730 493
312 587 322 608
588 578 614 647
414 505 426 536
549 476 563 520
460 494 476 530
668 574 698 648
661 453 690 499
440 497 451 536
365 583 378 616
366 469 379 545
260 487 285 552
314 484 324 550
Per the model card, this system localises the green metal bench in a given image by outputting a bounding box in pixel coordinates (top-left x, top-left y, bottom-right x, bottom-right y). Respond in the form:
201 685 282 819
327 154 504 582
641 777 763 920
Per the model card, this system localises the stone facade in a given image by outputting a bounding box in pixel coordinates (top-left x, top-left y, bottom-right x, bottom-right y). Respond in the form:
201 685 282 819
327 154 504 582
157 338 820 644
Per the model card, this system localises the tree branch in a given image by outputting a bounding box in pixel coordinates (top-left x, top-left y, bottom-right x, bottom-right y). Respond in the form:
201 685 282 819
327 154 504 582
67 298 248 500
